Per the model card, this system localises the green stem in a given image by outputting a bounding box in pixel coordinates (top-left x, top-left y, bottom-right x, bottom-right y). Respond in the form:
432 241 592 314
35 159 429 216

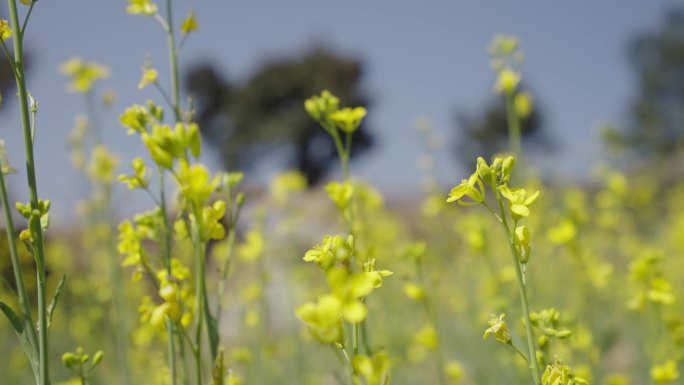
191 205 205 385
359 315 373 356
158 170 172 271
336 345 357 385
494 190 541 385
330 129 349 180
19 0 34 37
166 317 178 385
177 327 191 385
504 93 521 160
7 1 49 384
510 341 531 365
157 170 178 385
0 158 39 371
164 0 181 122
216 226 235 319
0 39 18 76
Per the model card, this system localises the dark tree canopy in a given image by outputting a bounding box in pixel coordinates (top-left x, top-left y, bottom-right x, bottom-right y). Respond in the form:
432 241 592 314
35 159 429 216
454 91 548 167
611 9 684 157
185 48 374 185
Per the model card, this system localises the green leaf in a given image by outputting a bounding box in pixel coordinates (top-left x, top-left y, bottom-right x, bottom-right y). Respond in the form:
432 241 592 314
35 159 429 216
0 301 39 378
47 274 66 328
0 301 23 333
203 285 220 361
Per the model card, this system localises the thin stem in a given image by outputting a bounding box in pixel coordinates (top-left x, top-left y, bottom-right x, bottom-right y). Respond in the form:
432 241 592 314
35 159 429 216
157 169 178 385
359 316 373 356
0 39 18 76
0 159 39 366
191 205 205 385
505 93 522 172
7 1 50 384
158 170 172 271
494 190 541 385
177 327 191 385
164 0 181 122
216 225 235 322
216 189 240 324
176 320 198 354
153 81 175 112
19 0 34 38
143 186 162 207
166 317 178 385
330 129 349 180
337 345 357 385
509 341 531 366
352 322 359 357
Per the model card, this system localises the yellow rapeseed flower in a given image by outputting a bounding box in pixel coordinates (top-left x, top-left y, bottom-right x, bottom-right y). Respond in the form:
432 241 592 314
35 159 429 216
60 58 110 93
126 0 158 16
138 68 158 90
330 106 367 133
180 10 198 35
0 20 11 41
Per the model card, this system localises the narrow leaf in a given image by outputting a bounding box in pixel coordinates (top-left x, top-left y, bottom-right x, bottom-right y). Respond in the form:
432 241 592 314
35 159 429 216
203 285 219 361
0 301 23 333
47 274 66 328
0 301 39 378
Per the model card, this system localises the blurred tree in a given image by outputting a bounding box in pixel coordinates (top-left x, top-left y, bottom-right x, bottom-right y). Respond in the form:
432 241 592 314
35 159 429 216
454 91 549 167
186 48 374 185
605 9 684 158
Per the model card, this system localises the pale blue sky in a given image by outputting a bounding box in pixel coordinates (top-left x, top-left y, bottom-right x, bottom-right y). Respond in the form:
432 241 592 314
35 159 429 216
0 1 678 223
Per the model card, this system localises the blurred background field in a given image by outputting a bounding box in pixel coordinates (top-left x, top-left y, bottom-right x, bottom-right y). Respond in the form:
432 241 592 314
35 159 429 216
2 1 684 384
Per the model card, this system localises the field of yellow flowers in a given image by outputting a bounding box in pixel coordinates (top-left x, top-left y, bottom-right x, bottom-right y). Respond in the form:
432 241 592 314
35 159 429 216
1 1 683 385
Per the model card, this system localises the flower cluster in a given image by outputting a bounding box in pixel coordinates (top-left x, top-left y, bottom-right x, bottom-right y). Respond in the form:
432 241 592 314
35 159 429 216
297 234 392 341
448 156 539 266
